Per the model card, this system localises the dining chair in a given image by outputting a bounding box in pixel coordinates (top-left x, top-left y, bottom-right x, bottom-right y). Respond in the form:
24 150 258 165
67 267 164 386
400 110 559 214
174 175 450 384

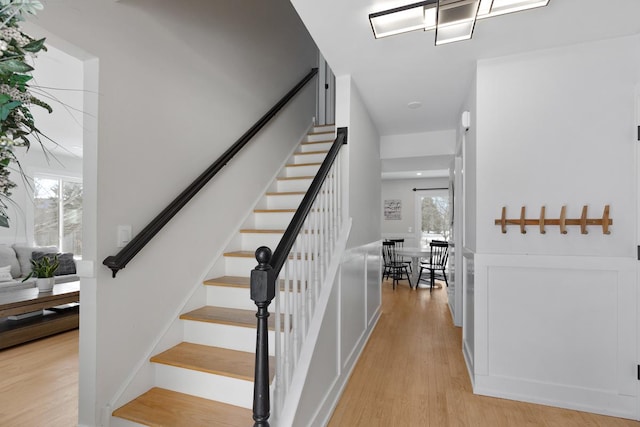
417 240 449 292
382 241 412 290
389 238 412 273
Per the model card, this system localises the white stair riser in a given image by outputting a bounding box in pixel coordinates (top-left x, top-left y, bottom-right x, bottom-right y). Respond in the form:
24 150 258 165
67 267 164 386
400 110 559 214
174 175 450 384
254 211 295 228
225 256 261 277
206 285 257 311
312 125 335 133
205 286 282 312
241 233 283 251
285 164 320 177
154 364 253 409
300 141 333 153
292 152 327 164
110 417 145 427
183 321 278 356
266 193 303 210
305 132 334 143
277 178 313 192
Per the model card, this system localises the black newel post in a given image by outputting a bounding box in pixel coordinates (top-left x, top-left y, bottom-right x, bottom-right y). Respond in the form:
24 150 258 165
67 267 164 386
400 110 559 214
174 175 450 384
250 246 275 427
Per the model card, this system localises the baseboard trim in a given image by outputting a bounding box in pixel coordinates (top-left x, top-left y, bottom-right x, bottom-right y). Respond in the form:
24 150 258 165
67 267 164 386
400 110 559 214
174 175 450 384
474 374 638 421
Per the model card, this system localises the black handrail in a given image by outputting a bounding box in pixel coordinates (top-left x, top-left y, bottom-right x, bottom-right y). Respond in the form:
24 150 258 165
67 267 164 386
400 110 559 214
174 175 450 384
103 68 319 278
250 127 347 426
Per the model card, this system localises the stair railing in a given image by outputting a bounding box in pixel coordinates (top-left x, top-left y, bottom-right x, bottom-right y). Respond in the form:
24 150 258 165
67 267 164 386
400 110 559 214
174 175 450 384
250 127 347 426
102 68 319 278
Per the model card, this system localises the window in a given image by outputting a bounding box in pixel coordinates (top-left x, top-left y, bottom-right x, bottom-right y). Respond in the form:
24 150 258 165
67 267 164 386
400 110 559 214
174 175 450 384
415 190 450 248
33 175 82 256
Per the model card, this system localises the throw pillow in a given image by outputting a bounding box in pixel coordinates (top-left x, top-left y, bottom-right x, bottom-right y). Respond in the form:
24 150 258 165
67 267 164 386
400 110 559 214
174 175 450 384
0 265 12 282
31 252 76 276
13 244 58 277
0 244 20 278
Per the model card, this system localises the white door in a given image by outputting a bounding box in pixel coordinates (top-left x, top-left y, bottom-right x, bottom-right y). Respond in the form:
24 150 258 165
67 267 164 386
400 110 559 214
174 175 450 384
316 53 335 126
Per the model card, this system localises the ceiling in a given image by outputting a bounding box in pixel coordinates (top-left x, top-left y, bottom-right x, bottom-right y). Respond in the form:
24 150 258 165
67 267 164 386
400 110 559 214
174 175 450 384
291 0 640 137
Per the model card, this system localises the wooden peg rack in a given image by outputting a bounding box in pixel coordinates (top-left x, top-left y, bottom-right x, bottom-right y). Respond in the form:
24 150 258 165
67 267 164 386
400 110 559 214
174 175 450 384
495 205 612 235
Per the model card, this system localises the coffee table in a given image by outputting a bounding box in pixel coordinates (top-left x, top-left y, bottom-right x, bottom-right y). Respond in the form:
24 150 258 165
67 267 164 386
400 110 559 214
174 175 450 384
0 281 79 350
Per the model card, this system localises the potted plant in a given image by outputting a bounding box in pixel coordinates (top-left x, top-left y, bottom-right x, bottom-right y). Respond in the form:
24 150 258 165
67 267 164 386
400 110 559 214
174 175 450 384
23 255 59 292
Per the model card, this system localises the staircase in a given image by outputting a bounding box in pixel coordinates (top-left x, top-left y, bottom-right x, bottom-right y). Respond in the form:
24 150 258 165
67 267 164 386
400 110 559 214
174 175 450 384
112 125 336 426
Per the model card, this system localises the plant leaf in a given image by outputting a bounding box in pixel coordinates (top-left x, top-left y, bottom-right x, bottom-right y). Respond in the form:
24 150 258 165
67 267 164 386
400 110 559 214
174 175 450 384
0 59 33 73
0 100 21 121
22 38 46 53
0 215 9 228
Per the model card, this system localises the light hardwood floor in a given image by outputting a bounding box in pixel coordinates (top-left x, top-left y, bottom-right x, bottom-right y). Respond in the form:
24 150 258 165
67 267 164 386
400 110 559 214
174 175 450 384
0 329 78 426
1 283 639 427
329 280 640 427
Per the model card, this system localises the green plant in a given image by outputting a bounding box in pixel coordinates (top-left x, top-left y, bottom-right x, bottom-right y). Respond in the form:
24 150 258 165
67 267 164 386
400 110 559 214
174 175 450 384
0 0 49 227
22 254 58 281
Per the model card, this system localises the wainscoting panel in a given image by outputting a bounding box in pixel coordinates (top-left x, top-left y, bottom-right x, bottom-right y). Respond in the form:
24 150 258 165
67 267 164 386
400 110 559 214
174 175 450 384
462 251 475 383
290 241 382 426
473 254 637 420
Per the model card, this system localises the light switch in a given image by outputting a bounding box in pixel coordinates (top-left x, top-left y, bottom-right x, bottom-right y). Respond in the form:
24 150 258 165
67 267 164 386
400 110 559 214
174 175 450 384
117 225 132 248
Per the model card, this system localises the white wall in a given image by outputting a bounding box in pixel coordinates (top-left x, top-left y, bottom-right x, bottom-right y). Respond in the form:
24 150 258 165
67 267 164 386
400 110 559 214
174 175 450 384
30 1 318 425
473 35 640 419
335 76 382 248
461 75 477 377
381 177 449 245
380 129 455 159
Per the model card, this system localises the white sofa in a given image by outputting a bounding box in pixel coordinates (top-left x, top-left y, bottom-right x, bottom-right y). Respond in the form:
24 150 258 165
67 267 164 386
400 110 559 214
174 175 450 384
0 244 79 292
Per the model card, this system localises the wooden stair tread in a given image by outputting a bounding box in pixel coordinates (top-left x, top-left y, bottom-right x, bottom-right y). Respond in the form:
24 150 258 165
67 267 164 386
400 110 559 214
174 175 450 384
301 140 333 145
224 251 312 260
203 276 249 288
240 228 285 234
203 276 303 291
295 150 329 155
277 176 314 181
112 387 251 427
181 306 284 331
307 130 335 135
151 342 274 381
265 191 305 196
223 251 256 258
285 162 321 167
253 208 296 213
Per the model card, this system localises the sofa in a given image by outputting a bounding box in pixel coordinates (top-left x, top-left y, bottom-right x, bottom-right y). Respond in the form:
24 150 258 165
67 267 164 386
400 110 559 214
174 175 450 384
0 243 79 292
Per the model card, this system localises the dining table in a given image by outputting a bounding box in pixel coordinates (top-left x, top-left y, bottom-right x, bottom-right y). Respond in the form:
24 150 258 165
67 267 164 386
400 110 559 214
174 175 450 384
395 246 440 289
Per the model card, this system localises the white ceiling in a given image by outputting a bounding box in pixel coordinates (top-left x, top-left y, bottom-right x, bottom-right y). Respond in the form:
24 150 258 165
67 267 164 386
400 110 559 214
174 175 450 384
291 0 640 137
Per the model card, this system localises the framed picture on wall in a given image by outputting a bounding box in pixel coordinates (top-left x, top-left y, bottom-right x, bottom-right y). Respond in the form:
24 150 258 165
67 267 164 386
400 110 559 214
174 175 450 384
384 199 401 220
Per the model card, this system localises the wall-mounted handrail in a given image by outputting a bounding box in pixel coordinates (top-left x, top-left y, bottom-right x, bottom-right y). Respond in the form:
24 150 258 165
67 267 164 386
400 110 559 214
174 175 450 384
250 127 347 426
103 68 319 278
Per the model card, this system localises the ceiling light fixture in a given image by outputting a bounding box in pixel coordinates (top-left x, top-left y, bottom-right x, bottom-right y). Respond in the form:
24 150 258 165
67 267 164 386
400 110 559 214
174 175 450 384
369 0 550 44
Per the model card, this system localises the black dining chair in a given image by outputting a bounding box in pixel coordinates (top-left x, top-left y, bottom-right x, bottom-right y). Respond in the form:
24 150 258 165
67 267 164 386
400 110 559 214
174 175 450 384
417 240 449 292
382 241 412 290
389 238 412 273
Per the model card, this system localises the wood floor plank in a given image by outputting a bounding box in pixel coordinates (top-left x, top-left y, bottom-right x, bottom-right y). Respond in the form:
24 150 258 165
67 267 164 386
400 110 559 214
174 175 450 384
0 329 78 427
112 387 251 427
328 280 639 427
